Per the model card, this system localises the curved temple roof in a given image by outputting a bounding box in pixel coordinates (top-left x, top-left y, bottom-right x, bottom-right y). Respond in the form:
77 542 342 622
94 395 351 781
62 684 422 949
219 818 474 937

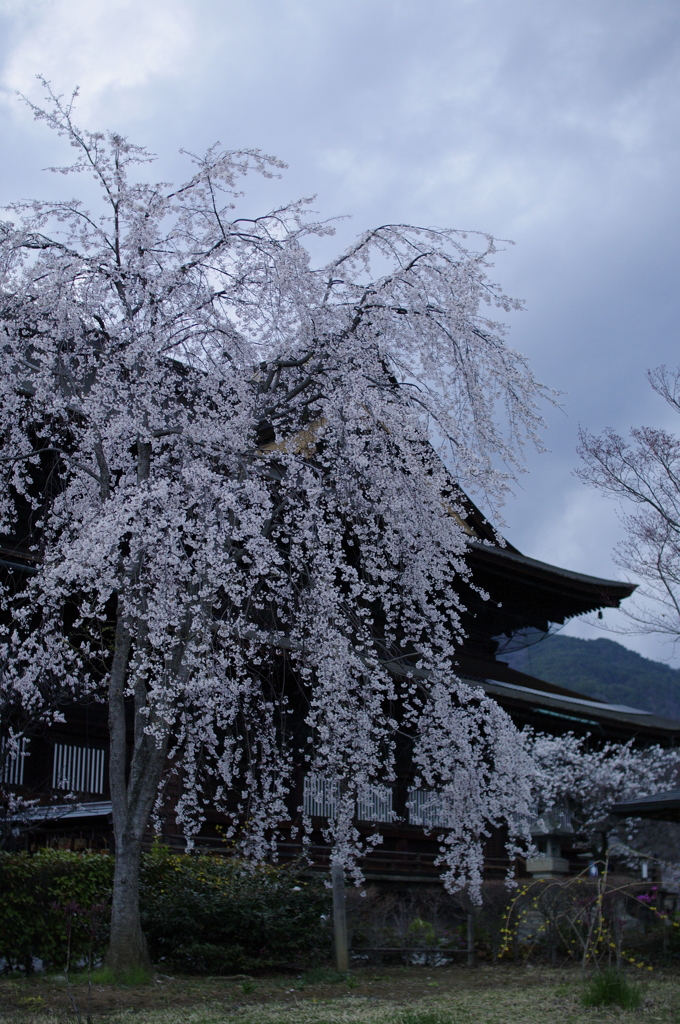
466 539 636 629
610 789 680 822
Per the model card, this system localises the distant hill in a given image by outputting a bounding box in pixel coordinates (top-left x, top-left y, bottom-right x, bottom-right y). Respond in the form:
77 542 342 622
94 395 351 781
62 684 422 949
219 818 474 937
498 635 680 721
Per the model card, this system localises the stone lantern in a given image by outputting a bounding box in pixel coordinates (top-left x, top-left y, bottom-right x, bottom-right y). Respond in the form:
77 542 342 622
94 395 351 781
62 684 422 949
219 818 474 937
525 806 573 878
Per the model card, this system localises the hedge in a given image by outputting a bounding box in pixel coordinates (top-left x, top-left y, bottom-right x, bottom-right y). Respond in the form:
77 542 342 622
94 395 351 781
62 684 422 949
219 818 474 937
0 846 331 973
140 844 331 973
0 849 113 971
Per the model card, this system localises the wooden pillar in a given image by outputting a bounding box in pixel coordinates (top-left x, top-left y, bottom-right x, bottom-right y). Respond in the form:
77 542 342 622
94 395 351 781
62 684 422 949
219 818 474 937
466 912 475 967
331 858 349 973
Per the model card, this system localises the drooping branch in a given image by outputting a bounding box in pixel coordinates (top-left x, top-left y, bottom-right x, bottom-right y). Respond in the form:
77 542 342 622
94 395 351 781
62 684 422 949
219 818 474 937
0 86 552 969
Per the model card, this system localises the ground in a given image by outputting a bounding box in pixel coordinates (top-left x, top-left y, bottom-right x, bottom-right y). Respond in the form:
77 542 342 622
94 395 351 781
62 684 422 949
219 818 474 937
1 965 679 1023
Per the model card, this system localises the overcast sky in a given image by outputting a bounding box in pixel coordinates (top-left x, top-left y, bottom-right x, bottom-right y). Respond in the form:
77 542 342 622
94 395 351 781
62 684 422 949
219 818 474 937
1 0 680 664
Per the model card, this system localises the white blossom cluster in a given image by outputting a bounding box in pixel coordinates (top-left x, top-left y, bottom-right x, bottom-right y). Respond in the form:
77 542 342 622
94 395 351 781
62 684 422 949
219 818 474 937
524 728 679 856
0 85 548 896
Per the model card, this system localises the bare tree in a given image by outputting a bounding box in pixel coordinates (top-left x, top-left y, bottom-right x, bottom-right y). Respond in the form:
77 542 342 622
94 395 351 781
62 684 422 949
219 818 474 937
578 365 680 641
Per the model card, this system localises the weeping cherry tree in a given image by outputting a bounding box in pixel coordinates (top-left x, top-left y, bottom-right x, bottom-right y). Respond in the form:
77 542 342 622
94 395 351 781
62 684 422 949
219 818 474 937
0 84 547 972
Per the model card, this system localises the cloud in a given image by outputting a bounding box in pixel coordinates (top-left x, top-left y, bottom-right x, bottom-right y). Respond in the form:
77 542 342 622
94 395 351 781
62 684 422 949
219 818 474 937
3 0 680 667
520 484 621 578
0 0 195 121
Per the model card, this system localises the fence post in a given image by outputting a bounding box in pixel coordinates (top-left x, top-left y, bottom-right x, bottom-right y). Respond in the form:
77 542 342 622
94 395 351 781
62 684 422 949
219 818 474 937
466 912 475 967
332 858 349 973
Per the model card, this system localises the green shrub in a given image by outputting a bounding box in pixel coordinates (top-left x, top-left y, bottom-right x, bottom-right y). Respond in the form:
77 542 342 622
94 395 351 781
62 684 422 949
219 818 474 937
0 846 330 974
0 849 114 971
581 969 643 1009
139 844 331 972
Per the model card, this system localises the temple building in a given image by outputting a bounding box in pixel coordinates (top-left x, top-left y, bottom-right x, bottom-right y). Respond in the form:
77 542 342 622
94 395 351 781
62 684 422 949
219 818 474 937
4 494 678 884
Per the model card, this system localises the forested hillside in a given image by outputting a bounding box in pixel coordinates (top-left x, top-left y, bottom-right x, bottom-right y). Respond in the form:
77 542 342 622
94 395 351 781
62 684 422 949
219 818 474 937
499 635 680 720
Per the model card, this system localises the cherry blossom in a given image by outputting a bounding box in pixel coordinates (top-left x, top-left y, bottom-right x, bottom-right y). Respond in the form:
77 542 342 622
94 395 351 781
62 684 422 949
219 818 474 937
0 83 547 970
525 728 678 860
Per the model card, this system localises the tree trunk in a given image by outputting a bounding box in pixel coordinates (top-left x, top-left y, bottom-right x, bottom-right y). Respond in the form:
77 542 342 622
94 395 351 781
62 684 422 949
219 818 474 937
331 859 348 973
105 729 168 975
106 835 151 974
104 611 168 975
105 720 169 974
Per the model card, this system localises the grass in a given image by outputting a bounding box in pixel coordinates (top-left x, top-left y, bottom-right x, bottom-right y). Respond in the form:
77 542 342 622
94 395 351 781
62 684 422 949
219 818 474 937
399 1013 458 1024
299 967 347 985
1 964 677 1023
581 968 644 1010
280 967 358 991
82 965 153 986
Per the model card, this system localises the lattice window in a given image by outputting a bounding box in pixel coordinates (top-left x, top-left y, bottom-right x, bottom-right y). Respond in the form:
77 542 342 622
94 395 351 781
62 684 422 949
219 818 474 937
356 784 393 823
303 775 393 822
407 787 454 828
303 774 339 817
1 736 28 786
52 743 106 795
